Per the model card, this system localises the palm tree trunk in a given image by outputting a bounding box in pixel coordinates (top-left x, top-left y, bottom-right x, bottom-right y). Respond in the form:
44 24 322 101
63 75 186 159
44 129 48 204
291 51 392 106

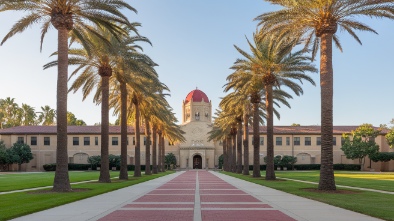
252 102 261 178
152 125 158 174
134 98 141 177
243 108 250 175
99 75 111 183
232 130 236 172
119 81 128 180
227 135 232 172
53 27 71 191
236 121 242 173
145 118 151 175
157 131 162 172
318 33 336 190
265 86 276 180
222 139 227 171
161 135 165 171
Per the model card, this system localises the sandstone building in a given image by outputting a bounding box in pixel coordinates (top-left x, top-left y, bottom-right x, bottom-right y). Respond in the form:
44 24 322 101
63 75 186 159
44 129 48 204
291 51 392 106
0 89 393 171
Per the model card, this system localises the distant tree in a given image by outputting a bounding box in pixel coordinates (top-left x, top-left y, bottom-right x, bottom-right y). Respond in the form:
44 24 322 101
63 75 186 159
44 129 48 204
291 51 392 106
67 112 86 126
20 104 37 126
9 142 34 171
341 124 380 170
291 123 300 126
385 130 394 148
0 141 7 170
164 153 177 169
38 106 56 126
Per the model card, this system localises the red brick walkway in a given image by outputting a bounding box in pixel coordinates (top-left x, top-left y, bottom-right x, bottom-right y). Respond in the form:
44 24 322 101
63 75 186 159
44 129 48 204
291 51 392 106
98 171 296 221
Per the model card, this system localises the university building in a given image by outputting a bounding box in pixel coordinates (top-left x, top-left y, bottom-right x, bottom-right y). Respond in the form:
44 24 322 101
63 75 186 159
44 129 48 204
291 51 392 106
0 89 393 172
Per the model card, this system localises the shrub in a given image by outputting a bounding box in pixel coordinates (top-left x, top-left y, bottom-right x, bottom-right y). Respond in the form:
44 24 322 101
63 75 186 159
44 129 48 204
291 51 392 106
218 154 223 169
370 152 394 162
43 164 56 171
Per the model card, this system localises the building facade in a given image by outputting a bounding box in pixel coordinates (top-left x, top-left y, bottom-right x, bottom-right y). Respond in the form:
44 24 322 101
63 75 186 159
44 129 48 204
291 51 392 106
0 89 393 172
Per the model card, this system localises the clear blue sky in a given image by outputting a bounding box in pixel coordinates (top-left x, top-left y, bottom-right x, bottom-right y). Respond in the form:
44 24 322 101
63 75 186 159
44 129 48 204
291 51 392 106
0 1 393 126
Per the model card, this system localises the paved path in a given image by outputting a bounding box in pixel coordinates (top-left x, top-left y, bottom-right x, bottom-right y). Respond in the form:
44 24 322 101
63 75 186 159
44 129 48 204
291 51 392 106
11 170 383 221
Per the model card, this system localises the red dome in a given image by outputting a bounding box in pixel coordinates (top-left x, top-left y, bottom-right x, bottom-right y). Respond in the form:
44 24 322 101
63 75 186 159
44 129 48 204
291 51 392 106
185 89 209 104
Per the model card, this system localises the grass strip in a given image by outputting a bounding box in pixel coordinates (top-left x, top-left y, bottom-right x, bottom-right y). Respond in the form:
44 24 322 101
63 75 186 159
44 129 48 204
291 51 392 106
223 171 394 221
0 171 173 221
275 171 394 192
0 171 122 192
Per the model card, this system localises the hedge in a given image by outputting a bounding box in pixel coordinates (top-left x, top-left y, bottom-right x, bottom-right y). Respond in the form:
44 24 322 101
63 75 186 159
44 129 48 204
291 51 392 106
43 164 153 171
370 152 394 162
246 164 360 171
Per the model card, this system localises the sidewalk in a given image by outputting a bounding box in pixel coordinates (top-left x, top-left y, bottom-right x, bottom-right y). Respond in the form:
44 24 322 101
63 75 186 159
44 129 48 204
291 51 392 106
11 170 383 221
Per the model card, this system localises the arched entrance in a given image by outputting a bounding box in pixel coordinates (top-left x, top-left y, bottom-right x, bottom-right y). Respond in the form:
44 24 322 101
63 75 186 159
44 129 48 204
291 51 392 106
193 155 202 169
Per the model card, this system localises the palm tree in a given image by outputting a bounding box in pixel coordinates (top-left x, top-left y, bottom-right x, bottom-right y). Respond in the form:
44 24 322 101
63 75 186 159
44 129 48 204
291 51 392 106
1 0 137 191
0 97 19 128
255 0 394 190
60 26 143 183
231 34 316 179
38 105 56 126
107 33 156 180
20 104 36 126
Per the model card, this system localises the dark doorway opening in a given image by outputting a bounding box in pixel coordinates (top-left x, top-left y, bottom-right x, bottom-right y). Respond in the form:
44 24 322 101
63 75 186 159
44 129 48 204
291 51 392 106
193 155 202 169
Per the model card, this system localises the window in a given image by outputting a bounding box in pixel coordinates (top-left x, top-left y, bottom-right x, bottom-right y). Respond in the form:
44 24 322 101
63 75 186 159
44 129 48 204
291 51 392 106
317 137 321 145
286 137 290 146
112 137 119 145
333 137 337 146
84 137 90 146
133 137 136 145
17 137 24 144
95 137 98 145
294 137 300 145
276 137 282 146
144 137 146 145
44 137 50 145
73 137 79 146
341 137 345 146
31 137 37 146
305 137 311 146
260 137 264 146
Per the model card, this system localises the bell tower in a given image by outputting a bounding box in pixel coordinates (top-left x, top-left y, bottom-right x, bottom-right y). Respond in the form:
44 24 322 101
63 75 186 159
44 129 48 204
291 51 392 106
182 88 212 124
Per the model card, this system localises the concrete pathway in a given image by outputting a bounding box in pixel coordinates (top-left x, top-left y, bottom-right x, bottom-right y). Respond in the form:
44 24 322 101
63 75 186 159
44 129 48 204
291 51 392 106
11 170 383 221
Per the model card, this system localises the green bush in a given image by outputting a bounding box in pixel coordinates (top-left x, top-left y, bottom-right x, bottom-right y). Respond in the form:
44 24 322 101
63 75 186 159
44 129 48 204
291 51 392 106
43 164 56 171
370 152 394 162
218 154 223 169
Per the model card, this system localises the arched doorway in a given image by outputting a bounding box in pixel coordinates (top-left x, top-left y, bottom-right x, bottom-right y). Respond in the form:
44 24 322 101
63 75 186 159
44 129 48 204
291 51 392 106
193 155 202 169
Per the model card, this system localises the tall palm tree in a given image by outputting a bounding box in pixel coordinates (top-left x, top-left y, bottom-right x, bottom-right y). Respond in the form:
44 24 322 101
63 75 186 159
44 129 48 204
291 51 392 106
255 0 394 190
59 26 141 183
231 34 316 179
107 34 156 180
1 0 137 191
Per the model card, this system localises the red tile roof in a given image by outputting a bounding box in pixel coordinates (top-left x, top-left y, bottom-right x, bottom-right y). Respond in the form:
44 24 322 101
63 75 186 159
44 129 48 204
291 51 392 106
251 125 388 135
0 126 141 135
185 89 210 104
0 125 387 135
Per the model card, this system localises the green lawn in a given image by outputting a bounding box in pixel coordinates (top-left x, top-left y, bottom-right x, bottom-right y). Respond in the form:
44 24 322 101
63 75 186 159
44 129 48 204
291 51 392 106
0 171 122 192
0 171 173 221
275 170 394 192
223 171 394 221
